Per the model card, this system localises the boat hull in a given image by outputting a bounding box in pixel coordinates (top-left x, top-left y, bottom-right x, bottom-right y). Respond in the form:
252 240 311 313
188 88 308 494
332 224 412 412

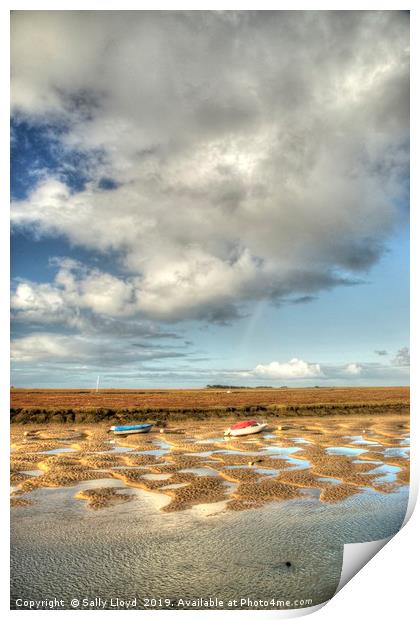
110 424 153 435
224 423 268 437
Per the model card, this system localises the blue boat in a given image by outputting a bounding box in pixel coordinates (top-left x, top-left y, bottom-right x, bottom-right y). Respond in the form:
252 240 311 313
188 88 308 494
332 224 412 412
110 423 153 435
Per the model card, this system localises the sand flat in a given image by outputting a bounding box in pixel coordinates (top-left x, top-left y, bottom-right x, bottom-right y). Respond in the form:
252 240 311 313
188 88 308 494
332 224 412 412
10 414 409 511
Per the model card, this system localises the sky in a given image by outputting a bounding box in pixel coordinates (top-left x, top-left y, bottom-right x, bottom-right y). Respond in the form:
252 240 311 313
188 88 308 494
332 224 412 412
10 10 409 388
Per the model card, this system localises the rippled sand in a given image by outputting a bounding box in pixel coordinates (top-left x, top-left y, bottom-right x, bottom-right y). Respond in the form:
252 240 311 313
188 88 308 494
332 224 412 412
11 414 410 610
11 415 409 512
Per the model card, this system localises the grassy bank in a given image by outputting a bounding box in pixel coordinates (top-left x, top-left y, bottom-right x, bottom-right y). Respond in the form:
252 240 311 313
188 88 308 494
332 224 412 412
10 401 409 425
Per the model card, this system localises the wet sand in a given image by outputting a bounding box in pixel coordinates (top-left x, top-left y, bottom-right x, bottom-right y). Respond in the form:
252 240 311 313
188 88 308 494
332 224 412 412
11 474 408 609
11 415 409 512
10 414 410 610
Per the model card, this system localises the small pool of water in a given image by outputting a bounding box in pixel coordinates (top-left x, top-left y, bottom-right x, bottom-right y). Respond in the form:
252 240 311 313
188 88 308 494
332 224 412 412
302 488 321 498
316 477 341 486
111 446 134 453
346 436 380 446
366 464 401 484
325 446 367 457
40 447 78 455
255 467 279 477
225 465 252 470
110 465 145 471
384 447 410 458
23 469 43 477
152 440 173 450
179 467 219 477
217 449 263 457
142 473 172 481
264 447 310 471
182 451 215 458
264 446 302 456
283 457 311 471
96 446 133 454
196 437 227 444
184 448 262 458
134 449 170 457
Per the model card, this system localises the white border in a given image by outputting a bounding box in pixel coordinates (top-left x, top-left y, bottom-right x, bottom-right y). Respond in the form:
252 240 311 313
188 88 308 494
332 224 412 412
2 3 417 619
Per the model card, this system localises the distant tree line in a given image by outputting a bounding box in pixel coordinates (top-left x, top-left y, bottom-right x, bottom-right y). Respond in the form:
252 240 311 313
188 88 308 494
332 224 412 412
205 384 281 389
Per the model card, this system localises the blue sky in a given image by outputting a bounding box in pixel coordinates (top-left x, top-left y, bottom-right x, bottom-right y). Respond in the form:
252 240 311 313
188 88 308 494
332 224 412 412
10 11 409 388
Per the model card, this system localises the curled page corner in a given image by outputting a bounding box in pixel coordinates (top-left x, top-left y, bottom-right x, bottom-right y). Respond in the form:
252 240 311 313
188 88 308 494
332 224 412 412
335 480 416 597
335 536 392 594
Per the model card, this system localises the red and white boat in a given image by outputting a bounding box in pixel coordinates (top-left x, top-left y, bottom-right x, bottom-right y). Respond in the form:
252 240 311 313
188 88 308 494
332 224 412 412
224 419 268 437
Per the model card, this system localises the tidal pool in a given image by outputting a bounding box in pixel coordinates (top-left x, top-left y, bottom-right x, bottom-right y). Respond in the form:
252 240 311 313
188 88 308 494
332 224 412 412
325 446 367 457
142 473 172 481
22 469 43 477
366 464 401 484
40 447 78 455
196 437 227 444
179 467 219 477
264 446 311 470
384 447 410 458
346 436 381 446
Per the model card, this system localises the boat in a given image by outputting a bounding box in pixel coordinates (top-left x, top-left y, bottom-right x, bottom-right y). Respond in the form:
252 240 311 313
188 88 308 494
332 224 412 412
110 423 153 435
224 420 268 437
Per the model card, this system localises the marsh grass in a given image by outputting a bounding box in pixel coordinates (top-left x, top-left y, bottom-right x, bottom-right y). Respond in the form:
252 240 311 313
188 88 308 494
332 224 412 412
10 387 409 425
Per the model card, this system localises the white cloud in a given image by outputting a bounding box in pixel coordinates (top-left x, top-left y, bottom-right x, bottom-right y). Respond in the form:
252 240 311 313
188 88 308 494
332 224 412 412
249 358 324 380
11 333 71 362
12 280 68 319
11 332 186 366
344 363 363 376
11 11 409 323
12 259 137 321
